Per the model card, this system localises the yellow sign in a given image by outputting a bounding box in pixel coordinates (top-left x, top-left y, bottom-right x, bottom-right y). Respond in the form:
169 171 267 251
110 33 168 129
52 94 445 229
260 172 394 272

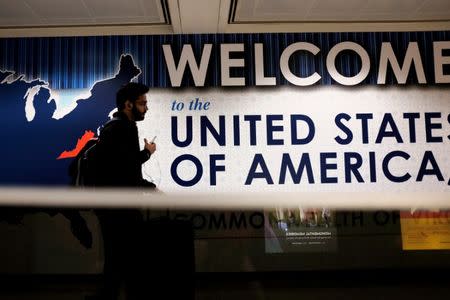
400 211 450 250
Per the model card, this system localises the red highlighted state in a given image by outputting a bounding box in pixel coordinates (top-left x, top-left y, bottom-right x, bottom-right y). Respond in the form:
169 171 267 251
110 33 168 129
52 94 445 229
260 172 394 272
57 130 96 159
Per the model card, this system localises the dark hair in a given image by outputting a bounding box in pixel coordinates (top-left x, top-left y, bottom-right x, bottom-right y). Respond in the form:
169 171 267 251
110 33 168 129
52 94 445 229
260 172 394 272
116 82 149 110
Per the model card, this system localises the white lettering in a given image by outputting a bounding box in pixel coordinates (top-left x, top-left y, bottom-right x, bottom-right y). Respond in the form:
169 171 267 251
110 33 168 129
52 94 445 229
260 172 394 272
163 44 212 87
221 43 245 86
433 41 450 84
280 42 321 86
377 42 426 84
255 43 276 86
327 42 370 86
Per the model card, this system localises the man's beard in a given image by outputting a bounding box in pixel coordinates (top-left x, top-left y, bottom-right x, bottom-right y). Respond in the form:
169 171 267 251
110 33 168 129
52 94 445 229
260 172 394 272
132 106 145 121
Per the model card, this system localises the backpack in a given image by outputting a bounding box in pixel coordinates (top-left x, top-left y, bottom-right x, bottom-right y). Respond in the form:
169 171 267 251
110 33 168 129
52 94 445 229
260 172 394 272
68 138 100 187
68 118 119 187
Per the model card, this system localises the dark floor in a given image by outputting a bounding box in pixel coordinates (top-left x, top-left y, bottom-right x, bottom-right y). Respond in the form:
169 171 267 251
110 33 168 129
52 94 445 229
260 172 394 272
1 269 449 300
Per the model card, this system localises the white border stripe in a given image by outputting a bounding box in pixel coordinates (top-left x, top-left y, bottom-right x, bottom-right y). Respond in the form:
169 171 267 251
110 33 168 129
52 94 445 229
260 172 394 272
0 187 448 209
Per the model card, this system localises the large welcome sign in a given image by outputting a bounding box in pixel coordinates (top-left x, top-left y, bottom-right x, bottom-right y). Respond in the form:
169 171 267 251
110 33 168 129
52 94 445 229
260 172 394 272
0 32 449 195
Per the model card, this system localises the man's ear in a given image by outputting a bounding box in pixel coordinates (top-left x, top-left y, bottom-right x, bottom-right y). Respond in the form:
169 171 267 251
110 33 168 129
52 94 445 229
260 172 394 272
124 100 133 110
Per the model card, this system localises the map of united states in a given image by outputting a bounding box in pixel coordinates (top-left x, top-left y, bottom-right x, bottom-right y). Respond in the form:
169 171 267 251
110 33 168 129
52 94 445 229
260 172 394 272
0 54 140 185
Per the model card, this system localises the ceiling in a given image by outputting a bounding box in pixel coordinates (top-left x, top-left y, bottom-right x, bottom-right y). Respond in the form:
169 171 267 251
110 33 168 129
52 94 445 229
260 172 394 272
232 0 450 23
0 0 168 27
0 0 449 36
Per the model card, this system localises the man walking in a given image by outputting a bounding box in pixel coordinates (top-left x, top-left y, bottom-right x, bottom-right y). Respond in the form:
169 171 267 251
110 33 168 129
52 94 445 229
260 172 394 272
95 82 156 187
94 82 156 300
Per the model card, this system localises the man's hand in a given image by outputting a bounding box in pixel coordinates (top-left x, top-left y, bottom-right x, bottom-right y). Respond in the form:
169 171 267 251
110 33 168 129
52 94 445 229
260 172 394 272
144 138 156 154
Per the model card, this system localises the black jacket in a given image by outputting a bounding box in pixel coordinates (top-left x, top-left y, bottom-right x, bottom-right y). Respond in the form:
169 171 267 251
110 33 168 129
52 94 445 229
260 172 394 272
95 111 151 187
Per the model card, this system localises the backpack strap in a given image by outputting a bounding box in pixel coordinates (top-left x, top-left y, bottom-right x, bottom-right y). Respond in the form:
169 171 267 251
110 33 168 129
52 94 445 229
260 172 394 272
103 117 121 128
99 117 121 137
75 138 98 187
